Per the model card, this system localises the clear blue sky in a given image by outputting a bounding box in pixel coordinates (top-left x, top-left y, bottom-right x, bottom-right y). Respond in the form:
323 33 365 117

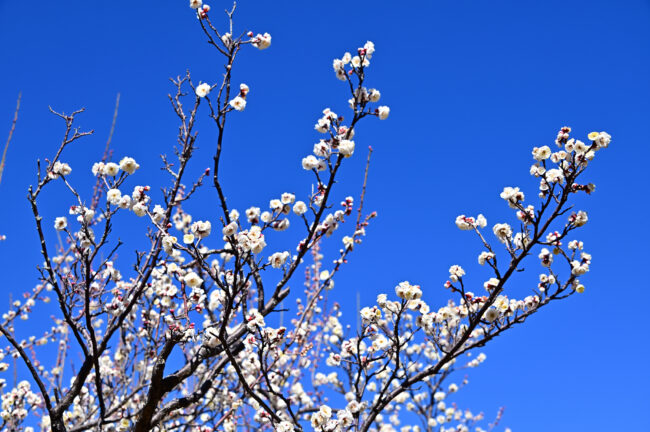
1 0 649 430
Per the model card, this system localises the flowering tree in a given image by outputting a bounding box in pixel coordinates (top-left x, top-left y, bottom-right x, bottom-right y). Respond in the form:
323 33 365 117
0 2 611 432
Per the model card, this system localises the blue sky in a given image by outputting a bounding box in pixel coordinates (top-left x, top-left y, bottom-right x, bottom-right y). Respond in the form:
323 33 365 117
1 0 649 430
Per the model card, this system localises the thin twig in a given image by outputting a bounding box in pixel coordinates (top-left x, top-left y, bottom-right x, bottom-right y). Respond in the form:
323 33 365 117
0 92 21 186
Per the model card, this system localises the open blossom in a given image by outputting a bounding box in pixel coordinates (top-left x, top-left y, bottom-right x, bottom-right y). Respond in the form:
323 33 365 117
183 271 203 288
532 146 552 161
569 211 588 227
395 281 422 300
251 32 271 50
571 261 589 276
455 215 474 230
237 225 266 253
484 277 500 291
449 265 465 282
280 193 295 205
189 0 202 9
104 162 120 176
338 139 355 157
54 217 67 231
500 186 524 208
377 105 390 120
246 206 261 224
229 96 246 111
107 188 122 205
302 155 320 170
50 161 71 178
484 307 499 322
132 202 147 217
478 251 494 265
492 223 512 243
195 83 211 98
191 220 211 238
589 131 611 148
268 251 289 268
119 157 139 174
545 168 564 183
538 248 553 267
293 201 307 215
222 221 237 237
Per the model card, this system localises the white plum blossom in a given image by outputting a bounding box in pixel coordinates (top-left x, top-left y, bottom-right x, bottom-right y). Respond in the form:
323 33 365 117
251 32 271 50
229 96 246 111
107 188 122 205
377 105 390 120
338 140 355 157
195 83 211 98
293 201 307 215
54 217 67 231
268 251 289 268
449 265 465 282
532 146 552 161
104 162 120 176
119 157 139 174
545 168 564 183
500 186 524 208
183 272 203 288
492 223 512 243
569 210 588 227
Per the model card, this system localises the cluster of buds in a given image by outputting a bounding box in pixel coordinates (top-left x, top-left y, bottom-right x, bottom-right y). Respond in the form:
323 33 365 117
555 126 572 147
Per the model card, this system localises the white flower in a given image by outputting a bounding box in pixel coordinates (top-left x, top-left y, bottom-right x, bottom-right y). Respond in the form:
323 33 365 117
590 131 611 149
545 168 564 183
246 207 261 224
369 89 381 102
302 155 320 170
104 162 120 176
229 96 246 111
268 251 289 269
538 248 553 267
476 214 487 228
51 161 72 178
203 327 219 348
395 281 422 300
92 162 105 176
293 201 307 215
184 271 203 288
448 265 465 282
492 223 512 243
569 211 588 227
500 186 524 208
119 157 139 174
338 140 355 157
484 308 499 322
222 221 237 237
455 215 474 230
532 146 552 161
118 195 132 209
195 83 211 98
191 220 212 238
478 251 494 265
189 0 202 9
252 32 271 50
280 193 295 205
377 106 390 120
54 217 67 231
107 189 122 205
483 277 500 291
132 203 147 217
571 260 589 276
